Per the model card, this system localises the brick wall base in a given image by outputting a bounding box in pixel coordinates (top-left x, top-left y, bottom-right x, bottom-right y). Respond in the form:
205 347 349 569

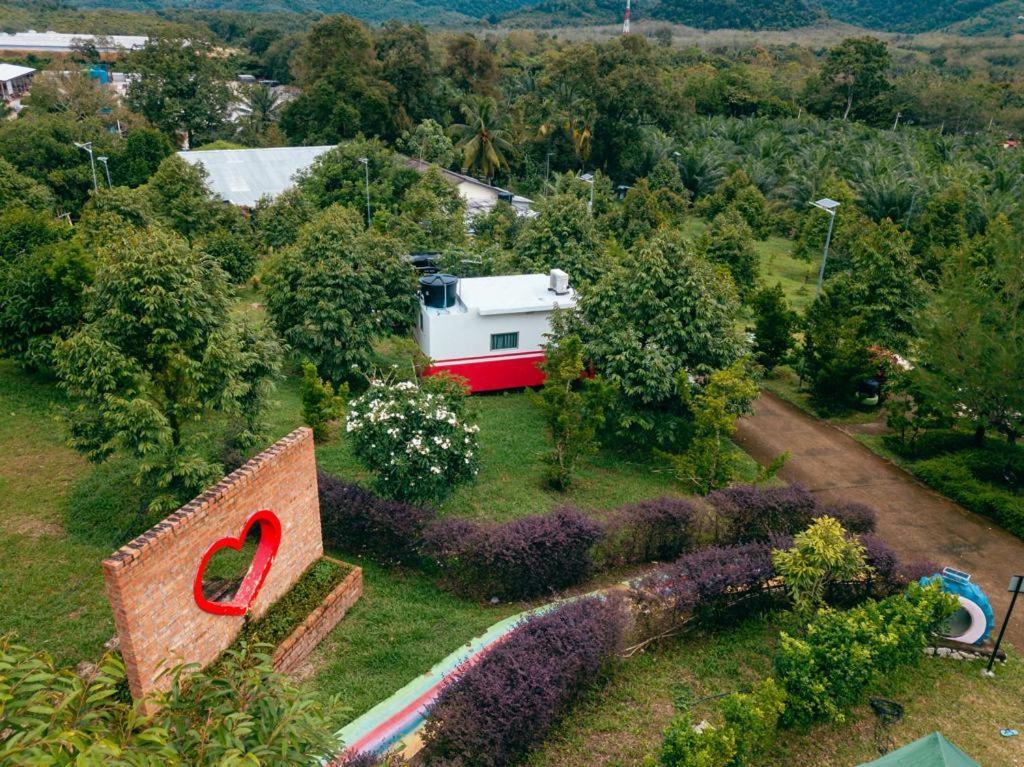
273 561 364 676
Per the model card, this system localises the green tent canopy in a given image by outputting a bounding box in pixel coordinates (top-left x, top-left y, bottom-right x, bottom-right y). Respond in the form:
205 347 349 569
857 733 981 767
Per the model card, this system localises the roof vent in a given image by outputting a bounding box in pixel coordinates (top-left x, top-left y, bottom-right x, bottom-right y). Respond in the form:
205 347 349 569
549 269 570 296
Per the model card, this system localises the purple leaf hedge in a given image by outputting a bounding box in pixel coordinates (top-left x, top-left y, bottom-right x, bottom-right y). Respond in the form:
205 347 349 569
592 497 699 569
421 595 626 767
814 500 877 535
708 484 817 543
317 470 435 564
423 508 603 600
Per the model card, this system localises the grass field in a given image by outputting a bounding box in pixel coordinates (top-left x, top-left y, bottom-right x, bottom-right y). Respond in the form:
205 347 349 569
530 614 1024 767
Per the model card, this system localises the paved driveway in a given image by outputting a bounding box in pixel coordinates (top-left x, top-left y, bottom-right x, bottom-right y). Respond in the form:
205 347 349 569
734 391 1024 648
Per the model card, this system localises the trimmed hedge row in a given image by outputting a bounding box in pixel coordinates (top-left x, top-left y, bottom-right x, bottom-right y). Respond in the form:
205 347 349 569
318 472 889 602
913 455 1024 539
420 595 627 767
423 509 603 601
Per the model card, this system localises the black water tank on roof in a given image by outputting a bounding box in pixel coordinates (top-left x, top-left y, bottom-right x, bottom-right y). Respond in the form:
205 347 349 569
420 273 458 309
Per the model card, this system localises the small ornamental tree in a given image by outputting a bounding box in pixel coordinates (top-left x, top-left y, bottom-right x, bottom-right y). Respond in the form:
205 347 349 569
698 210 759 297
663 359 759 494
301 362 347 442
751 283 797 372
532 332 611 490
346 375 480 503
772 516 868 620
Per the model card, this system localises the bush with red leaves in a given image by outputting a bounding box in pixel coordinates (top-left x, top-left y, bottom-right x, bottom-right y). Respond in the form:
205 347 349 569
708 484 817 543
592 497 699 569
814 500 877 534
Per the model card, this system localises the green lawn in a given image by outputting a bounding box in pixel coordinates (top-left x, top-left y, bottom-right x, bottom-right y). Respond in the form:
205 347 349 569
754 236 817 314
530 614 1024 767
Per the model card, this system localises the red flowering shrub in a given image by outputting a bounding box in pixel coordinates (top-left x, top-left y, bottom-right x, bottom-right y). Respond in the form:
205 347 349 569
423 508 602 600
421 596 626 767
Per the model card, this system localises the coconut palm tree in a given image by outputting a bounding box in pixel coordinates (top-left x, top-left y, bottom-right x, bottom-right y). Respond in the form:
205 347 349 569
448 95 513 185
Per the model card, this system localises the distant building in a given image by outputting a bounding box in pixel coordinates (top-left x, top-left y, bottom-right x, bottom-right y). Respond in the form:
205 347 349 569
0 31 148 56
415 270 575 393
0 64 35 101
403 157 534 218
177 145 335 208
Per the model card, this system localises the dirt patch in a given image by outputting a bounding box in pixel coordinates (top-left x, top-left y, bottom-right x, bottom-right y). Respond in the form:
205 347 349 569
1 514 65 539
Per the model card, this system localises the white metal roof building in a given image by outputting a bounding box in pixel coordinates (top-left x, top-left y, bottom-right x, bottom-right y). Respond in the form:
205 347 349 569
0 64 35 99
0 31 148 54
415 271 575 392
177 145 334 208
403 157 534 218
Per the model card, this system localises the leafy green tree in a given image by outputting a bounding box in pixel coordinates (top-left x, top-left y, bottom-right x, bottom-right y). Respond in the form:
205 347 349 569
698 210 759 297
281 15 396 143
449 95 513 184
806 36 892 122
662 359 759 493
0 207 69 263
532 333 611 490
696 169 771 237
54 226 281 513
296 138 419 216
74 186 156 252
513 192 608 286
443 33 498 95
399 119 456 166
253 187 315 250
300 361 347 442
916 217 1024 444
384 167 466 252
0 238 93 371
126 37 232 145
800 296 875 410
0 637 344 766
563 229 743 448
773 516 867 620
262 205 415 385
236 84 283 146
197 225 258 283
111 127 174 187
751 283 797 372
614 179 668 249
0 156 55 212
143 155 222 241
376 22 442 125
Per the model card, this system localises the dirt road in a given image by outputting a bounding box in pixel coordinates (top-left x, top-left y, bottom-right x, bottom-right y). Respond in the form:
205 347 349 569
735 391 1024 648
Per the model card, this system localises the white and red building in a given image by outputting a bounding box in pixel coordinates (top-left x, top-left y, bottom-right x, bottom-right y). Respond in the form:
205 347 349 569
415 270 576 393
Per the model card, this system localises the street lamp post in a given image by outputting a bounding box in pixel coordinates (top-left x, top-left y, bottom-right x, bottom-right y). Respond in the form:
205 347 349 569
358 157 371 227
810 198 840 297
74 141 99 194
97 156 112 188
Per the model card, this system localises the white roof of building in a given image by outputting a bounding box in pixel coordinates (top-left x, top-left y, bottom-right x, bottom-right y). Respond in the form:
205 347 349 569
456 274 576 316
0 64 35 82
177 145 334 207
0 31 148 53
403 157 534 217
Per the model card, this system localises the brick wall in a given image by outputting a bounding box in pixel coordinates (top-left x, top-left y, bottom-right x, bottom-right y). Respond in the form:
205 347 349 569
102 427 323 702
272 561 363 676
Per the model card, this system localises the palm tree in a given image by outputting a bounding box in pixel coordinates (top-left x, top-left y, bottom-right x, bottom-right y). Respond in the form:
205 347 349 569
241 84 282 137
448 95 513 185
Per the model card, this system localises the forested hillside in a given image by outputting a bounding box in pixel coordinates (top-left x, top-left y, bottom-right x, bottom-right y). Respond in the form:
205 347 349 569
817 0 1015 32
502 0 821 30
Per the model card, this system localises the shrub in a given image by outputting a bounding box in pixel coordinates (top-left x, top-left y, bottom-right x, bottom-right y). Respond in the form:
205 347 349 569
593 497 700 570
653 679 785 767
632 543 777 624
301 362 347 442
421 596 626 767
914 454 1024 539
0 638 343 766
860 534 936 595
772 517 867 620
318 470 435 564
775 582 956 727
813 500 876 534
708 484 817 543
346 377 479 504
423 508 603 600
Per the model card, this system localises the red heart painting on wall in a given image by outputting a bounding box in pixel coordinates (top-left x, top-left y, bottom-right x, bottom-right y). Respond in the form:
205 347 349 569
193 510 282 616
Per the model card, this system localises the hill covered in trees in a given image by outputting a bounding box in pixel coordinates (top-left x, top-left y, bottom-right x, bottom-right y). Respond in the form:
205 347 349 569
28 0 1019 32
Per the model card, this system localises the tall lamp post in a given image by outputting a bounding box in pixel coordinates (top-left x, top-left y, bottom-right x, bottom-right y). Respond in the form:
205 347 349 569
358 157 371 227
579 171 596 216
74 141 99 194
97 155 112 188
810 198 840 297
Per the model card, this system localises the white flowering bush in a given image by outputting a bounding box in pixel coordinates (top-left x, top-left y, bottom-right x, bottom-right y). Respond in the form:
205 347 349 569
347 375 480 503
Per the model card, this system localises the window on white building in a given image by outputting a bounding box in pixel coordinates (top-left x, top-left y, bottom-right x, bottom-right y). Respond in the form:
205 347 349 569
490 332 519 351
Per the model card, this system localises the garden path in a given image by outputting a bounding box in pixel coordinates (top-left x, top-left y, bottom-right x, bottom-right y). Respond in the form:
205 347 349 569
735 391 1024 648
